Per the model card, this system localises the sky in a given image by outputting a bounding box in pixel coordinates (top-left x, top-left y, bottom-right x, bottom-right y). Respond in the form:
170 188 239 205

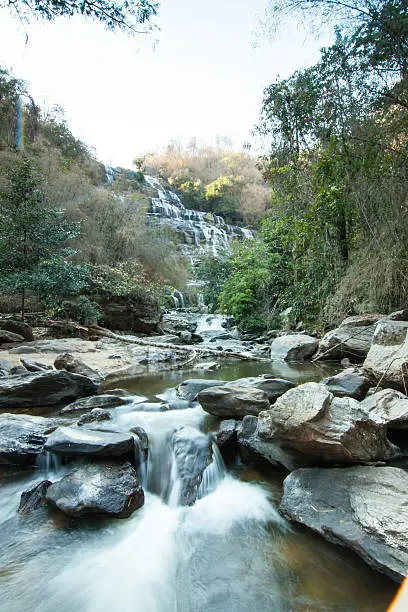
0 0 332 167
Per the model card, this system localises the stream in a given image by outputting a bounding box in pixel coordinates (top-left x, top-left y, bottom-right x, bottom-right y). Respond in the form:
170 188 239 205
0 345 398 611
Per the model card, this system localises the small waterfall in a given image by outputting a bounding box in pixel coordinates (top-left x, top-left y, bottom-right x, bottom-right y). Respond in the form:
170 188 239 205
36 449 62 480
197 442 226 500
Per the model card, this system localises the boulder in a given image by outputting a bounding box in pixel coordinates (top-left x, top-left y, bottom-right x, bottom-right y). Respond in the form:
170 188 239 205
46 462 144 518
20 359 52 373
61 394 127 415
171 426 213 506
216 419 238 448
198 384 270 418
361 389 408 429
280 466 408 582
95 294 161 334
257 382 398 464
270 334 319 362
77 408 112 426
0 413 57 466
44 426 135 459
18 480 52 514
9 345 39 354
0 330 24 343
228 376 295 403
322 367 370 400
0 370 98 409
130 426 149 465
363 320 408 391
316 316 384 361
0 319 34 341
54 353 101 381
177 379 227 402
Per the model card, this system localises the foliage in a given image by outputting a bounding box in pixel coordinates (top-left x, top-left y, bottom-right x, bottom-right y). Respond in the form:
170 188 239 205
195 253 231 312
58 295 101 324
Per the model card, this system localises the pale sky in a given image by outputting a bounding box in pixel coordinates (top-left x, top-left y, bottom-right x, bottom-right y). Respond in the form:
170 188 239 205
0 0 332 167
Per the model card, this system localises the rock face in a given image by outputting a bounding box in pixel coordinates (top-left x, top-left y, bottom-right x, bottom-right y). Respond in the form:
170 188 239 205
361 389 408 429
0 319 34 341
198 385 270 418
95 294 161 334
257 382 398 463
322 368 370 400
177 379 227 402
0 413 57 466
317 315 384 361
46 462 144 518
171 426 212 506
18 480 52 514
0 370 98 409
363 320 408 391
61 394 127 415
280 466 408 582
54 353 101 381
270 334 319 362
44 426 135 459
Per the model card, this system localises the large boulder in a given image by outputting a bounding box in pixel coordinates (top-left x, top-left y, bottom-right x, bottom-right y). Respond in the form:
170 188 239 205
171 426 213 506
270 334 319 362
0 319 34 342
177 379 227 402
0 413 57 466
280 466 408 582
18 480 52 514
46 462 144 518
225 376 295 403
44 426 135 460
96 294 161 334
316 315 385 361
54 352 101 382
0 370 98 409
257 382 399 464
60 394 127 415
361 389 408 429
198 384 270 418
0 330 24 343
322 367 370 400
363 320 408 391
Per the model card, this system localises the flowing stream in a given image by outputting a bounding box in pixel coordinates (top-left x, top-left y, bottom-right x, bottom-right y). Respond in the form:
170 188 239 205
0 356 397 612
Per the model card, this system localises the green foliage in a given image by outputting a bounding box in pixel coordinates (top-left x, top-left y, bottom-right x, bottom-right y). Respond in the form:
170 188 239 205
196 253 231 312
58 295 101 325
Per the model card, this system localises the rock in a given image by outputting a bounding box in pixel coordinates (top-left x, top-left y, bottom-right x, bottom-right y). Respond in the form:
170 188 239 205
363 320 408 391
215 419 238 447
61 394 127 414
9 365 28 375
177 379 227 402
161 312 198 334
0 370 98 409
46 462 144 518
0 319 34 341
270 334 319 361
9 345 39 354
96 293 161 334
77 408 112 426
0 330 24 343
20 359 52 373
0 358 13 372
361 389 408 429
0 413 57 466
193 361 220 371
228 376 295 403
44 426 135 460
129 402 171 412
130 426 149 464
179 330 192 344
257 382 398 464
316 316 384 361
322 367 370 400
280 466 408 582
99 388 130 397
171 426 212 506
18 480 52 514
54 352 101 381
198 385 270 418
388 309 408 321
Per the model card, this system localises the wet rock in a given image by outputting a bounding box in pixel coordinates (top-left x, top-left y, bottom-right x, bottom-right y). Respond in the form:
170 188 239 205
161 312 198 334
20 359 53 373
77 408 112 426
322 368 370 400
229 376 295 403
270 334 319 362
9 365 28 375
280 466 408 582
46 462 144 518
172 426 212 506
215 419 238 447
179 330 192 344
129 402 171 412
0 319 34 342
257 382 398 464
0 413 57 466
54 352 101 382
177 379 227 402
363 320 408 391
61 394 127 415
316 315 384 361
9 345 39 354
361 389 408 429
130 426 149 464
99 388 130 397
18 480 52 514
0 370 98 409
0 330 24 343
44 426 135 459
198 385 270 418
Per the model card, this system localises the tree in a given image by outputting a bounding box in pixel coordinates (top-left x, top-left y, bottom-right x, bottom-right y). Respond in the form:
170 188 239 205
0 157 88 315
1 0 159 34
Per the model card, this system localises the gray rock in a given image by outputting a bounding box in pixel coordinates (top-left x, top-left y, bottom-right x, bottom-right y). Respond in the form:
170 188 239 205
46 462 144 518
0 413 57 466
177 379 227 402
316 317 382 361
128 402 171 412
18 480 52 514
363 320 408 391
130 426 149 464
9 345 39 354
61 394 127 414
228 376 295 403
9 365 28 375
0 330 24 343
54 352 101 381
257 382 399 464
179 330 192 344
44 426 135 459
322 367 370 400
361 389 408 429
0 358 13 372
77 408 112 426
216 419 238 448
280 466 408 582
0 370 98 409
0 319 34 341
171 426 212 506
270 334 319 362
20 359 53 373
198 384 270 418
